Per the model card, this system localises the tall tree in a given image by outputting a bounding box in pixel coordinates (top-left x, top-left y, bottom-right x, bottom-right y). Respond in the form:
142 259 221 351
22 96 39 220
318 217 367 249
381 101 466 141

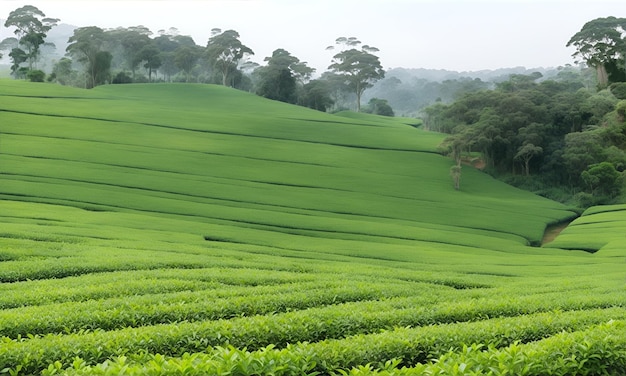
50 57 75 85
92 50 112 85
107 26 152 78
255 49 313 103
567 17 626 88
174 45 201 82
514 143 543 176
450 165 462 190
367 98 394 116
154 30 196 81
300 79 334 112
206 29 254 87
66 26 108 88
0 38 20 76
4 5 58 70
327 37 385 112
138 44 162 81
8 47 28 77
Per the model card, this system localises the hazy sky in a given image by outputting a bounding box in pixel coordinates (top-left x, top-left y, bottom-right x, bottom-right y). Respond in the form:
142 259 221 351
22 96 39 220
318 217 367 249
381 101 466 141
1 0 625 73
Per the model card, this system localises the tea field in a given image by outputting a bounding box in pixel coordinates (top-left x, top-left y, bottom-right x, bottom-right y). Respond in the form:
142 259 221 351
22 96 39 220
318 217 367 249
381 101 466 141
0 81 624 375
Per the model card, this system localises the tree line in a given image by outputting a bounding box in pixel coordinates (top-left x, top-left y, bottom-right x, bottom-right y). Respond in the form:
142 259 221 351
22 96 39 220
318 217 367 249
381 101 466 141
1 5 391 115
432 16 626 206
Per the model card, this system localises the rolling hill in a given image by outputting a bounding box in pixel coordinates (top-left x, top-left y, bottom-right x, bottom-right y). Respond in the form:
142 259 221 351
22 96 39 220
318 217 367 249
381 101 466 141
0 80 624 375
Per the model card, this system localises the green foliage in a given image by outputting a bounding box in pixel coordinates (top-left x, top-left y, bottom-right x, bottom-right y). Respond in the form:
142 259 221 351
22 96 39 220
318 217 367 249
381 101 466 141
173 45 201 83
25 69 45 82
450 165 461 190
366 98 394 117
567 17 626 87
206 29 254 87
8 47 27 77
435 73 626 205
254 49 303 104
616 100 626 122
66 26 108 88
107 26 151 77
328 37 385 112
111 71 132 84
581 161 623 198
0 81 622 375
3 5 59 70
300 79 334 112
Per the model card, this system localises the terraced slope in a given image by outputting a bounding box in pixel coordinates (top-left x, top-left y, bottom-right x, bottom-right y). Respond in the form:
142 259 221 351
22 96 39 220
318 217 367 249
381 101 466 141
547 204 626 256
0 81 624 375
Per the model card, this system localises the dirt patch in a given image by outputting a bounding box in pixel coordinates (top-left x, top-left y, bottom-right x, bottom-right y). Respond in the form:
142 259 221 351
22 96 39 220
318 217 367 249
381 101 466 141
541 221 572 245
461 156 485 170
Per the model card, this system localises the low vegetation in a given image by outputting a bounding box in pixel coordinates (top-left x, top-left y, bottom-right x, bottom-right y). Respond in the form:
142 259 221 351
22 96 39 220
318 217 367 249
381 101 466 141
0 81 624 375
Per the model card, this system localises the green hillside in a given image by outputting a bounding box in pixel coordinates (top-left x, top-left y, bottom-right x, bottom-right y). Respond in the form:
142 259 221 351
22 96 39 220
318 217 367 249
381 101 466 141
0 81 624 375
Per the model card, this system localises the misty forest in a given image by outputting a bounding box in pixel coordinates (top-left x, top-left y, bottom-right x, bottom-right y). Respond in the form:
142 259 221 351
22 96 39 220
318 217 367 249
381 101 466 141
1 5 626 375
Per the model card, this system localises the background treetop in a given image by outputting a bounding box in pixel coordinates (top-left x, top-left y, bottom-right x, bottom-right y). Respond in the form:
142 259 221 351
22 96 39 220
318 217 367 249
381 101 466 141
567 16 626 87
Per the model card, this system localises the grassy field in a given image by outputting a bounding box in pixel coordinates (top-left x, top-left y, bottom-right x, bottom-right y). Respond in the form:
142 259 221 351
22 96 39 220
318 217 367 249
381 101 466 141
0 80 624 375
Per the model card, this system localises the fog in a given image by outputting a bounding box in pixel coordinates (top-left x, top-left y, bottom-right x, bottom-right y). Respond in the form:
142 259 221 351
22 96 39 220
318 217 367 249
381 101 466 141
1 0 625 72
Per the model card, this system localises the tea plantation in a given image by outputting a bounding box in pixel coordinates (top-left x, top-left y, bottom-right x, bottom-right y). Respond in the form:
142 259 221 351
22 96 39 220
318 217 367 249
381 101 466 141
0 81 624 375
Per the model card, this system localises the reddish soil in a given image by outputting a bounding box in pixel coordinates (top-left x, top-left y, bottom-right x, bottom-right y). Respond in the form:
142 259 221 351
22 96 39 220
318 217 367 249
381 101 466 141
461 157 486 170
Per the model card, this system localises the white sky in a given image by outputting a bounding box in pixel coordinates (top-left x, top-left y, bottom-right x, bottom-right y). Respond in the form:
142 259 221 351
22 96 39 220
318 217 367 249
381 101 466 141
1 0 625 73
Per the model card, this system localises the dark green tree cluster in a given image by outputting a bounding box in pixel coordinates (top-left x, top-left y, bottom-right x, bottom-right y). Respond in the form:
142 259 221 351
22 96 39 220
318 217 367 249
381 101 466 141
365 98 394 116
431 17 626 205
253 48 314 104
62 26 239 88
432 70 626 206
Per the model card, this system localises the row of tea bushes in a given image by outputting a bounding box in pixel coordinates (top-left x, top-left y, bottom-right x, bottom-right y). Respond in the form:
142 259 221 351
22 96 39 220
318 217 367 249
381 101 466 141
3 307 624 375
36 315 626 375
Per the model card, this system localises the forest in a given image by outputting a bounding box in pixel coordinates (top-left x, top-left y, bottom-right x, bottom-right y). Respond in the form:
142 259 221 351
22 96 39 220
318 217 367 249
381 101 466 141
0 5 388 115
429 71 626 206
428 16 626 208
2 6 626 207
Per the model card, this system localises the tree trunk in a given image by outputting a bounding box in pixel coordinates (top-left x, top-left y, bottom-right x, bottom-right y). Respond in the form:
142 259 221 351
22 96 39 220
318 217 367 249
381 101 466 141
355 82 362 112
596 64 609 88
524 158 530 176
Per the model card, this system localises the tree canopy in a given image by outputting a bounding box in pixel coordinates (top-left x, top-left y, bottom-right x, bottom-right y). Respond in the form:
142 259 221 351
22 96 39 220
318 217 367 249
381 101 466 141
567 17 626 88
327 37 385 112
206 29 254 87
254 49 315 104
432 70 626 206
3 5 58 73
66 26 109 88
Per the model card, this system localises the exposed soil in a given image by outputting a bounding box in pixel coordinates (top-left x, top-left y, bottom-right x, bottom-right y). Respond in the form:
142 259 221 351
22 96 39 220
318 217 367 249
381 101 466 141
541 221 572 246
461 156 486 170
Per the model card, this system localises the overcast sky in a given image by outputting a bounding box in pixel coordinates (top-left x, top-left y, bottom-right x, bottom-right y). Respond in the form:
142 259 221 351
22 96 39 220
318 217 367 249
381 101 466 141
1 0 625 73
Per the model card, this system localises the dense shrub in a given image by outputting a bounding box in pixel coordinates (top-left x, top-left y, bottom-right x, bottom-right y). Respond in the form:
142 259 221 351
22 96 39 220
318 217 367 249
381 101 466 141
112 72 132 84
26 69 45 82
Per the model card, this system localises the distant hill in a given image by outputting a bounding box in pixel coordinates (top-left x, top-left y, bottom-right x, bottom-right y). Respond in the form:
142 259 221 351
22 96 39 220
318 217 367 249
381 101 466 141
385 66 564 83
362 65 575 116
